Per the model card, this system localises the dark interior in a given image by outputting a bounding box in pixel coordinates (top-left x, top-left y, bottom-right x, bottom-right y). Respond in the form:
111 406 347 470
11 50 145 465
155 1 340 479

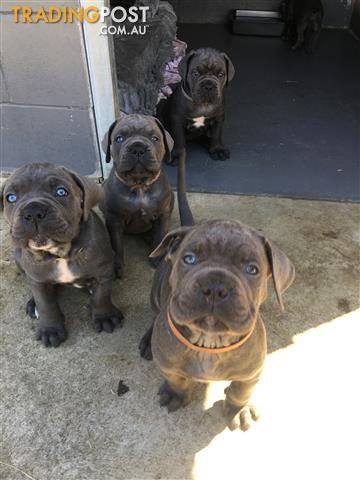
164 24 360 201
111 1 360 201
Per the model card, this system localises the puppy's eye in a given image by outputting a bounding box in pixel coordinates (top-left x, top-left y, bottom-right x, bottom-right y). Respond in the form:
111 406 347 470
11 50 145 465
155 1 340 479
218 72 224 78
246 264 259 275
115 135 125 144
6 193 17 203
192 71 199 77
183 253 197 265
151 135 159 142
55 187 68 197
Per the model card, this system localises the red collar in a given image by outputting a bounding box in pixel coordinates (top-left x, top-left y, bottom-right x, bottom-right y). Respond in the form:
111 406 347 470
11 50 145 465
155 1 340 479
114 169 161 190
167 312 256 354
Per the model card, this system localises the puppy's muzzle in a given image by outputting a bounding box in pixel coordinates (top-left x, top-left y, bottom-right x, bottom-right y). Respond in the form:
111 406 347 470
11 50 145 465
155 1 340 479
196 274 231 306
197 78 221 102
21 201 48 224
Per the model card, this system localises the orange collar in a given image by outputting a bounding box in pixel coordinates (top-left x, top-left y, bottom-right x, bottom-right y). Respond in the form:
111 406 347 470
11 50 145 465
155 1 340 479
114 169 161 190
167 313 256 354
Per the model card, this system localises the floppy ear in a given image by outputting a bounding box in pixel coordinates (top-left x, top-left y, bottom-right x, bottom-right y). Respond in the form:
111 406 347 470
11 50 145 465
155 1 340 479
264 239 295 311
101 119 119 164
150 226 192 259
62 168 103 222
153 117 174 164
178 50 196 84
222 53 235 85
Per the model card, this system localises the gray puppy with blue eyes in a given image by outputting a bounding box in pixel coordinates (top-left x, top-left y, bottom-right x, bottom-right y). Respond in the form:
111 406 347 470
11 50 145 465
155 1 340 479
1 162 123 347
100 113 175 278
140 216 295 430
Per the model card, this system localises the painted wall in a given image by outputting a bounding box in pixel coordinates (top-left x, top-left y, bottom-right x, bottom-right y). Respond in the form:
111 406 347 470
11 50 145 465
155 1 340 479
0 1 100 175
168 0 355 27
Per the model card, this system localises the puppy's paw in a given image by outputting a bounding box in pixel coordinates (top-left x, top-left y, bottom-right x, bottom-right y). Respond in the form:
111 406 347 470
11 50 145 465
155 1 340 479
223 402 259 431
158 381 190 413
139 331 153 360
209 145 230 161
93 306 124 333
36 324 67 348
26 297 38 319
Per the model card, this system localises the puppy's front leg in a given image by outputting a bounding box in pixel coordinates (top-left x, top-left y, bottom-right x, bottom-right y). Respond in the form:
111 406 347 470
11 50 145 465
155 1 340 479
224 379 260 431
105 217 125 279
148 214 171 268
91 278 124 333
158 372 194 412
208 116 230 161
28 280 67 347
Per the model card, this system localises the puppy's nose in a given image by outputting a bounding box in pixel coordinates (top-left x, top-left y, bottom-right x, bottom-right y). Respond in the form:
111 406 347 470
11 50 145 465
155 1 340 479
22 202 47 223
199 280 230 303
129 142 146 158
203 81 215 92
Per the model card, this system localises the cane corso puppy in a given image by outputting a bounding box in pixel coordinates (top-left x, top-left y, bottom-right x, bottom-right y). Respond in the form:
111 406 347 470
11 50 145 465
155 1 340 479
157 47 235 165
1 163 123 347
100 113 175 279
281 0 324 53
140 220 295 430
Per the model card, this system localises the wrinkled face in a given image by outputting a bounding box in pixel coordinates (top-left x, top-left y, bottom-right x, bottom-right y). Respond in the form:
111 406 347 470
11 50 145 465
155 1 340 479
109 115 170 187
167 221 270 338
2 163 84 254
185 51 230 105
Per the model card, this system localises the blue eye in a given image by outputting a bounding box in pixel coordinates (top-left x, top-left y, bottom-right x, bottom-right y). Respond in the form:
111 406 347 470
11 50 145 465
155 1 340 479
55 187 68 197
183 253 197 265
246 264 259 275
115 135 125 144
6 193 17 203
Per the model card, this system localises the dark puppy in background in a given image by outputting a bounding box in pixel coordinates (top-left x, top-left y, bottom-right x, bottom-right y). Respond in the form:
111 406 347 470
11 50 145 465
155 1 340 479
281 0 324 53
100 113 174 278
2 163 123 347
140 156 295 431
157 47 235 165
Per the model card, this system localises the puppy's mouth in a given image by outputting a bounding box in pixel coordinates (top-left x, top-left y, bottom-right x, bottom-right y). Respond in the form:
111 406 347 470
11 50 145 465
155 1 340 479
116 167 161 188
28 237 71 257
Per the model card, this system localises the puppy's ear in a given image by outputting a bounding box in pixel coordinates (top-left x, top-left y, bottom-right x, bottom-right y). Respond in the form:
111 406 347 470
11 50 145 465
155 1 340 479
153 117 174 164
62 168 103 222
178 50 196 83
101 119 119 164
149 226 192 259
222 53 235 85
264 239 295 311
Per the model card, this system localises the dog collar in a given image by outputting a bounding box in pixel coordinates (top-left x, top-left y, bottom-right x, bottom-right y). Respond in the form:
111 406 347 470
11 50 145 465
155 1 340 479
181 83 194 102
167 312 256 354
114 169 161 190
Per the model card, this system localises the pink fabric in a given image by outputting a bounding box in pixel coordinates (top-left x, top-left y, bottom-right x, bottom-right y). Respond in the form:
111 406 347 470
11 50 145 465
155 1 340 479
158 38 187 102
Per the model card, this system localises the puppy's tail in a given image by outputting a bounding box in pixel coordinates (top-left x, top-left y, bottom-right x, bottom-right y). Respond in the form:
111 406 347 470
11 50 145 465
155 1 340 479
177 148 194 227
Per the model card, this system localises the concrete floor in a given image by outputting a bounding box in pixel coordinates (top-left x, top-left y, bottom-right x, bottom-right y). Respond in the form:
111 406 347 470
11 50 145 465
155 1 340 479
1 193 359 480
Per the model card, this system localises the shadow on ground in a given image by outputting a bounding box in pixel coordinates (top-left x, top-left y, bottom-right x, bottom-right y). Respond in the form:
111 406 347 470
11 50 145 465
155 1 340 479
1 194 359 480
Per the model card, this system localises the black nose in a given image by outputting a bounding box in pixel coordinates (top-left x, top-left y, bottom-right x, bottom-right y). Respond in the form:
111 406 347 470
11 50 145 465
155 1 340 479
22 202 47 223
198 279 230 303
129 142 146 157
203 81 215 92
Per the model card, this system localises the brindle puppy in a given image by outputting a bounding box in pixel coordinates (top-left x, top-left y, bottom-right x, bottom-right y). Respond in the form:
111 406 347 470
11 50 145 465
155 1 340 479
157 47 235 166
